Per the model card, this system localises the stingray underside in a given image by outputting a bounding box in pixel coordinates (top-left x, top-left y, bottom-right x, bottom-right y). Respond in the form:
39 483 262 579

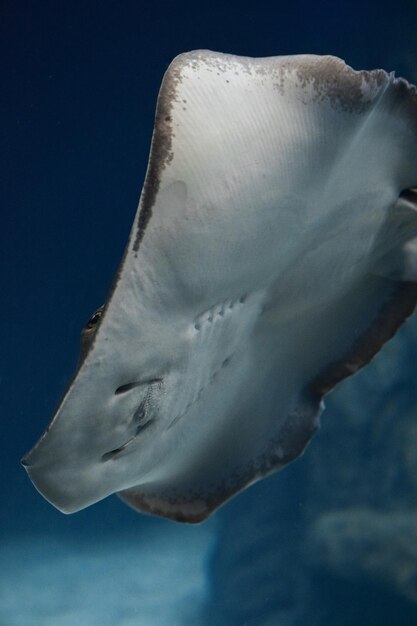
118 52 417 522
22 51 417 523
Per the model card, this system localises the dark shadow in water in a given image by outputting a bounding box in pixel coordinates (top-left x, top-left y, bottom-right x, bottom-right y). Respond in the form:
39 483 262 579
311 573 417 626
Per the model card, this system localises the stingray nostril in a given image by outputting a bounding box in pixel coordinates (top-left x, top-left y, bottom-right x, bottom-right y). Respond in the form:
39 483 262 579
101 444 129 461
114 383 140 395
115 379 162 395
115 382 142 395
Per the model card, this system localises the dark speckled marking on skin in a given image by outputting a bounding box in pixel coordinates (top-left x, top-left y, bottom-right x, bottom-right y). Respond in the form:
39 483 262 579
289 56 387 113
132 59 184 254
179 51 389 111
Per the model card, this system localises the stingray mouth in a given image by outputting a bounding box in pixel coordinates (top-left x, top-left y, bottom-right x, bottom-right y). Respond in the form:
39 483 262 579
103 378 162 460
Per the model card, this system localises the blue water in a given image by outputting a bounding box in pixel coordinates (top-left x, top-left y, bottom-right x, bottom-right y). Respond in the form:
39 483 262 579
3 1 417 624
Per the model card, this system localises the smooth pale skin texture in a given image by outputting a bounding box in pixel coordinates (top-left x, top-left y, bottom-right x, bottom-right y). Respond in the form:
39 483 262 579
22 51 417 523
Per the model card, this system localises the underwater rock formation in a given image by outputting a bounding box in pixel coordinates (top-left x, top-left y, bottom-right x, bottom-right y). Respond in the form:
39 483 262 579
309 508 417 604
303 316 417 614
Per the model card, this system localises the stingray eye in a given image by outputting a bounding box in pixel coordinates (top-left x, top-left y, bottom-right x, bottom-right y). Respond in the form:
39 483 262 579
79 305 105 365
86 306 104 331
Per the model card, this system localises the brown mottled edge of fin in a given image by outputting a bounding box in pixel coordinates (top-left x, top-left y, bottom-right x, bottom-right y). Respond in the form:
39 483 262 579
311 281 417 397
118 392 320 524
119 490 219 524
132 59 183 253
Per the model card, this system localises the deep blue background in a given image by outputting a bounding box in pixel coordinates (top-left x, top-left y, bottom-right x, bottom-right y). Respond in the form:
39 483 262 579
2 1 417 623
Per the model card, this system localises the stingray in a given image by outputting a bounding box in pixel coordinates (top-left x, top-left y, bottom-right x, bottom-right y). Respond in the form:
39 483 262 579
22 51 417 523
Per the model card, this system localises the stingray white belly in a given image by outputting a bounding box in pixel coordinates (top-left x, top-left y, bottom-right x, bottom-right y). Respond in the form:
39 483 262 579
22 51 417 522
